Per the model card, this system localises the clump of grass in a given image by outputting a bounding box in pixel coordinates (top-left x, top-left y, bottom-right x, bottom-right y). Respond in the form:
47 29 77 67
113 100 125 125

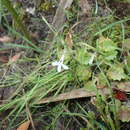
1 0 32 41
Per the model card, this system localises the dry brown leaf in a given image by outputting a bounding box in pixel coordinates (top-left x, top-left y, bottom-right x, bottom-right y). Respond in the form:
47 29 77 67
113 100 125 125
0 50 10 63
17 120 30 130
0 50 10 54
80 0 91 16
65 31 73 48
38 87 111 104
9 52 23 63
38 82 130 104
0 56 8 63
119 105 130 122
116 82 130 92
0 36 13 43
30 32 39 39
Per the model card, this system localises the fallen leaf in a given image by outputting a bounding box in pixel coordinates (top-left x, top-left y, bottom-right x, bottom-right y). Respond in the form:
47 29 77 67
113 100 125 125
0 27 5 33
38 82 130 105
0 36 13 43
30 32 39 39
38 87 111 104
117 82 130 92
119 105 130 122
9 52 23 63
65 31 73 48
0 56 9 63
80 0 91 16
0 50 10 54
0 50 10 63
17 120 30 130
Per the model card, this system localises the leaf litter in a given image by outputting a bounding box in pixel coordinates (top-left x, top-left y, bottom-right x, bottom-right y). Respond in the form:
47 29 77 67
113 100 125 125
17 120 30 130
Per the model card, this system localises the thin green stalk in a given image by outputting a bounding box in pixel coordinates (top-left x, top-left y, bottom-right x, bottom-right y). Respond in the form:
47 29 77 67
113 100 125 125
95 17 130 36
1 0 32 41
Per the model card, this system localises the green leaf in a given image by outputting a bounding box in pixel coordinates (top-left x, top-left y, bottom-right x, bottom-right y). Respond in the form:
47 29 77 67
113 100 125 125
76 48 94 65
98 51 117 61
104 51 117 60
96 37 117 52
76 65 91 81
97 73 107 86
66 72 74 81
107 64 126 80
84 81 97 92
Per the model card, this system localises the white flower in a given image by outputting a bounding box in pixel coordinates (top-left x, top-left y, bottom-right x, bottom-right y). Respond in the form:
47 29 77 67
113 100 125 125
52 55 69 72
88 53 96 65
26 7 35 15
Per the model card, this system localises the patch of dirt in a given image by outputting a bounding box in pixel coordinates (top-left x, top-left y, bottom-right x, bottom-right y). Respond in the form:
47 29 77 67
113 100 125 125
108 0 130 18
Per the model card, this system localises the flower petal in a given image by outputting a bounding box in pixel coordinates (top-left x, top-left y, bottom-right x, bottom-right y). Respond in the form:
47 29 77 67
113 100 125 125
57 64 62 72
52 61 59 66
62 64 69 70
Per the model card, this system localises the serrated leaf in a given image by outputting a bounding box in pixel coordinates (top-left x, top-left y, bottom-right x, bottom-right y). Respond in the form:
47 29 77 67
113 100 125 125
76 65 91 81
107 64 126 81
96 37 117 52
98 51 117 61
76 48 94 65
103 51 117 60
